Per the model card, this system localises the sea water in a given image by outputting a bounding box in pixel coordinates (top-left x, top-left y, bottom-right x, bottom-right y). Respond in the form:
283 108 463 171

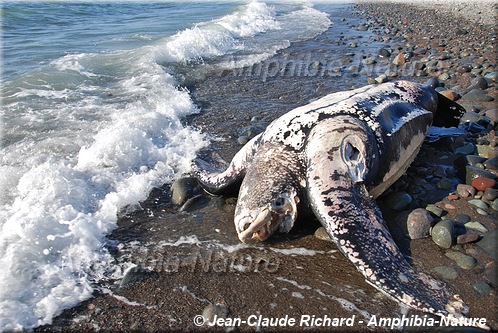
0 1 331 330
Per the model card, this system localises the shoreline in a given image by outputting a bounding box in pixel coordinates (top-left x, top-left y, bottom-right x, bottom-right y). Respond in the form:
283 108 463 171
34 2 496 332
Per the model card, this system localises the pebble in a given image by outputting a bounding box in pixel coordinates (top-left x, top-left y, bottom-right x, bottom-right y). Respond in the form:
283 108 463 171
431 220 455 249
471 177 496 191
467 76 489 90
237 136 250 145
468 199 489 211
314 227 331 242
477 229 498 261
171 177 199 206
452 143 475 155
462 155 487 167
461 89 495 102
406 208 434 239
483 188 498 201
202 303 229 324
483 262 497 287
384 191 413 210
483 157 498 170
456 184 476 198
492 198 498 211
456 230 480 244
454 214 471 223
436 178 452 190
392 53 405 66
378 48 391 57
473 281 492 295
445 251 477 270
439 90 458 101
466 166 497 185
464 221 489 233
375 74 388 84
484 109 498 123
431 266 458 280
425 204 444 217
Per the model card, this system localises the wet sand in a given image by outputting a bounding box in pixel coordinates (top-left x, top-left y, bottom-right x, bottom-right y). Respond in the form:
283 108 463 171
35 2 497 332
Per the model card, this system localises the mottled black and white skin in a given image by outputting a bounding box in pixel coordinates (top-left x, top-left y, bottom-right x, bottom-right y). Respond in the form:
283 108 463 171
192 81 486 326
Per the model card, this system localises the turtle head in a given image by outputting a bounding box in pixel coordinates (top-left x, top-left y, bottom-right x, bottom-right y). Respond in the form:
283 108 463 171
235 186 300 243
233 143 302 243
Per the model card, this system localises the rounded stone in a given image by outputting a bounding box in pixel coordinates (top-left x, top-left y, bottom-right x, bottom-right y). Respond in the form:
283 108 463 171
466 166 497 185
456 184 476 198
462 89 495 102
468 199 489 211
454 214 471 223
425 204 444 217
237 136 250 145
492 199 498 211
431 266 458 280
456 230 481 244
467 76 489 90
471 177 496 191
436 178 453 190
171 177 199 206
484 157 498 170
465 221 489 233
483 187 498 201
445 251 477 269
439 90 458 101
473 281 492 295
202 303 229 324
477 229 498 261
406 208 434 240
431 220 455 249
384 191 413 211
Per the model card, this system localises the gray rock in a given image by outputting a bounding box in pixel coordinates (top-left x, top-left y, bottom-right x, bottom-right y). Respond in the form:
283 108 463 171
431 220 455 249
468 199 489 211
465 221 489 233
425 77 441 88
456 230 481 244
463 155 487 167
484 108 498 123
384 191 413 211
483 188 498 201
456 184 476 198
453 143 475 155
202 303 229 325
473 281 492 294
378 48 391 58
445 251 477 269
460 111 481 123
406 208 434 239
314 227 332 242
484 157 498 170
492 198 498 211
171 177 199 206
425 204 445 217
477 229 498 260
431 266 458 280
237 136 250 145
436 178 453 190
454 214 471 223
467 76 489 90
466 166 497 185
483 262 497 287
462 89 495 102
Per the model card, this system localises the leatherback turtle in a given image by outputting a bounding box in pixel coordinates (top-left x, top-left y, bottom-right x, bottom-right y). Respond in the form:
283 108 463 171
192 81 470 320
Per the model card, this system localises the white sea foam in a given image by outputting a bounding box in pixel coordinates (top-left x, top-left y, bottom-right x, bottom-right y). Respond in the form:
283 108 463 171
0 1 332 330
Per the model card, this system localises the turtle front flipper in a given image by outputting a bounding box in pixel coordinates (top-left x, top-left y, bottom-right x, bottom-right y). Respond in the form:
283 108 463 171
192 134 262 194
304 117 467 318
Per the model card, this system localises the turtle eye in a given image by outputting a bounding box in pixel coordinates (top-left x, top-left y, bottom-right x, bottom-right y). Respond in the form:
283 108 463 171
275 197 284 207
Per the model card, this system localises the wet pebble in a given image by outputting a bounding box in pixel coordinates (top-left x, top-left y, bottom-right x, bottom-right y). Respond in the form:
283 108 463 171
439 90 458 101
456 184 476 198
314 227 331 242
431 220 455 249
483 187 498 201
425 204 444 217
456 230 481 244
467 76 489 90
384 191 412 210
445 251 477 270
477 229 498 260
465 221 489 233
431 266 458 280
461 89 495 102
473 281 492 295
471 177 496 191
406 208 434 239
492 198 498 211
483 262 497 287
483 157 498 170
468 199 489 211
455 214 471 223
202 303 229 324
171 177 199 206
466 166 497 185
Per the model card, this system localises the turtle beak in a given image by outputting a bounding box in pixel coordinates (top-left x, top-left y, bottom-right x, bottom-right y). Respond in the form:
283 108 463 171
237 208 272 243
